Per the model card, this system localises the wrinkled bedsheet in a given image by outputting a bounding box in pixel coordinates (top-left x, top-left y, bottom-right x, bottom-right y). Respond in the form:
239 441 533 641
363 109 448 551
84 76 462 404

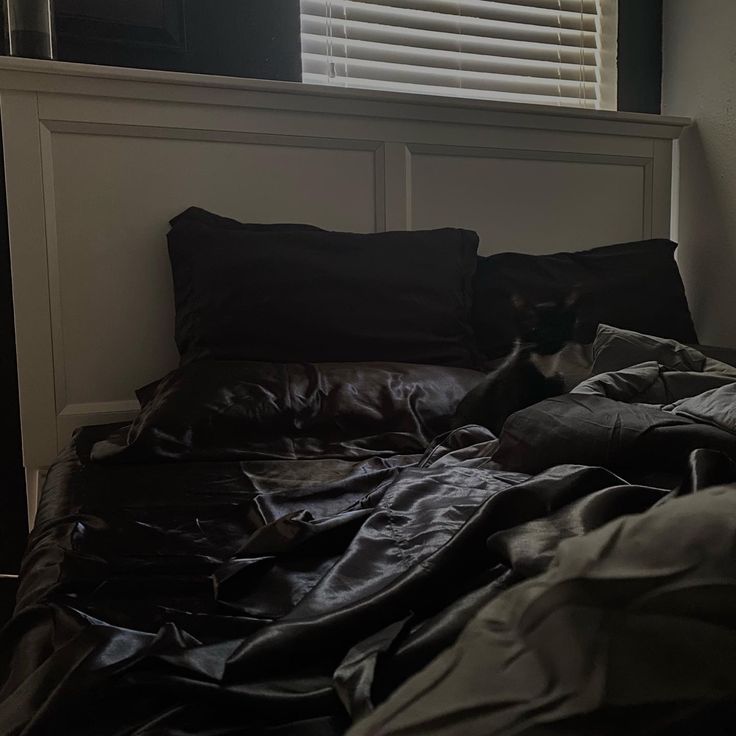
3 329 736 736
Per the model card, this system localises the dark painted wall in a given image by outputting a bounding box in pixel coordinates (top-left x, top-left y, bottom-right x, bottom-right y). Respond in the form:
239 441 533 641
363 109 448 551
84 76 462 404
0 132 25 574
55 0 302 82
618 0 664 114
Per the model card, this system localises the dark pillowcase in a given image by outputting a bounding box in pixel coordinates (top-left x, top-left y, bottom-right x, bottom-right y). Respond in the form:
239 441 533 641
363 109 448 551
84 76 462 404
168 215 480 367
473 239 698 359
169 206 325 233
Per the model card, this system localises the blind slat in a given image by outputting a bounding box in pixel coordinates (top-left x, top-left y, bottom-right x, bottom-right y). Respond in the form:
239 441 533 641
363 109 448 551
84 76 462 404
300 0 616 110
301 15 600 65
303 71 598 107
361 0 599 23
302 33 599 81
302 54 598 97
301 1 599 46
504 0 598 11
302 0 599 32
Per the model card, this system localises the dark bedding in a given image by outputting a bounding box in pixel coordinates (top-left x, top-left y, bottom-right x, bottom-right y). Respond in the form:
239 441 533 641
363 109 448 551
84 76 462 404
3 332 736 735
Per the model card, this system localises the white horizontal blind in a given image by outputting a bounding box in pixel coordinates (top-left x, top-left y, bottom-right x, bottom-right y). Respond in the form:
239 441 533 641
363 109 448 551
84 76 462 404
300 0 618 109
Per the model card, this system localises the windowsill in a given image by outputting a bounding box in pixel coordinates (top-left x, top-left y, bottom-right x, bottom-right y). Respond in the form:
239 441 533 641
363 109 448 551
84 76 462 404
0 56 691 139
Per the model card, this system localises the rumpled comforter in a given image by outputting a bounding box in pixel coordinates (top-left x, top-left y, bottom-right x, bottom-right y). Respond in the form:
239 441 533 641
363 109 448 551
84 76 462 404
2 327 736 736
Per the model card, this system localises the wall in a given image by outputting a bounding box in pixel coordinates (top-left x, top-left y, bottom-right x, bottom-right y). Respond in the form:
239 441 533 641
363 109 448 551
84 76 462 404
662 0 736 347
617 0 662 114
55 0 301 81
0 133 25 572
57 0 659 109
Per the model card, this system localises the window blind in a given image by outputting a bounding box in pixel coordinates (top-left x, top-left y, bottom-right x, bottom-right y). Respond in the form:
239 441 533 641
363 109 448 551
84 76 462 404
300 0 617 109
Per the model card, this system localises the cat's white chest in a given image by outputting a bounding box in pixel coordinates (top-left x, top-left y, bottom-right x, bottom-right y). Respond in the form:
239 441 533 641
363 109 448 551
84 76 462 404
530 343 593 390
529 351 562 378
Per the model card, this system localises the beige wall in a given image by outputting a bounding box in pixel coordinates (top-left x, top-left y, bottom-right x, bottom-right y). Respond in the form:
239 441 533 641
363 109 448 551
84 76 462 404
662 0 736 346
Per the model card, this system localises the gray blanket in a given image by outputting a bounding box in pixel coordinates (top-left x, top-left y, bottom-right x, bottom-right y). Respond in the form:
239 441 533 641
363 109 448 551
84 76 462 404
349 327 736 736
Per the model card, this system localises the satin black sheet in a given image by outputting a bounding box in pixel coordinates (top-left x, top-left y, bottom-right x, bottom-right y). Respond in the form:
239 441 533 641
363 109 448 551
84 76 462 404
3 347 736 736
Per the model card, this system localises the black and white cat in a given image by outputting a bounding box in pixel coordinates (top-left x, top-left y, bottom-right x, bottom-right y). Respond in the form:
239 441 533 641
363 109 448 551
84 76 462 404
452 291 583 436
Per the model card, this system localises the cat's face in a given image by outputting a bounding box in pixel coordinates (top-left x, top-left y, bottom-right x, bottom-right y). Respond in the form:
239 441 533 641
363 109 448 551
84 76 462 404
512 291 579 355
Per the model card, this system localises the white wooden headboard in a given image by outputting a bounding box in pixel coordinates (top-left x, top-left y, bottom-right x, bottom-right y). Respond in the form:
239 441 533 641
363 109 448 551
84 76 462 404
0 58 689 521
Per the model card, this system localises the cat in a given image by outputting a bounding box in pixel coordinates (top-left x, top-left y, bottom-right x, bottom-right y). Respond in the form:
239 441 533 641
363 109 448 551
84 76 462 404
452 291 581 437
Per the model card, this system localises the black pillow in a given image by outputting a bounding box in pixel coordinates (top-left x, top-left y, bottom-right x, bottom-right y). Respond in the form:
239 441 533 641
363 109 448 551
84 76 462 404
167 214 480 367
170 206 325 233
473 239 697 359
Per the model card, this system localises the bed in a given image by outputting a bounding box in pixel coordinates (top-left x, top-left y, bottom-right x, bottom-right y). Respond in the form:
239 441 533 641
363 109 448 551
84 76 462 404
5 60 736 736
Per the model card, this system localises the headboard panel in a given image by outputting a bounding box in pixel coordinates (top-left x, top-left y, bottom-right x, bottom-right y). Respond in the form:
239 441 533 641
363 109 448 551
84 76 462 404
0 59 689 520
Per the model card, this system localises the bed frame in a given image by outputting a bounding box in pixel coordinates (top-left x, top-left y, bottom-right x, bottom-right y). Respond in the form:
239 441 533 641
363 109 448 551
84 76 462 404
0 58 689 526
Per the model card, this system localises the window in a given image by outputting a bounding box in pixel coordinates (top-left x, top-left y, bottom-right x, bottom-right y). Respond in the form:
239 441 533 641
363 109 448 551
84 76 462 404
300 0 618 109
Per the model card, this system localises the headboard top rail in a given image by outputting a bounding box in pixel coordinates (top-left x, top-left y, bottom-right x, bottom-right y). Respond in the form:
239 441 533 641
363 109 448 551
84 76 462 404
0 57 689 139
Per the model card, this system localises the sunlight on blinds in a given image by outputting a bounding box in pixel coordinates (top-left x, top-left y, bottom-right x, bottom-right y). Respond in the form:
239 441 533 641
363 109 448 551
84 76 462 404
300 0 618 109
